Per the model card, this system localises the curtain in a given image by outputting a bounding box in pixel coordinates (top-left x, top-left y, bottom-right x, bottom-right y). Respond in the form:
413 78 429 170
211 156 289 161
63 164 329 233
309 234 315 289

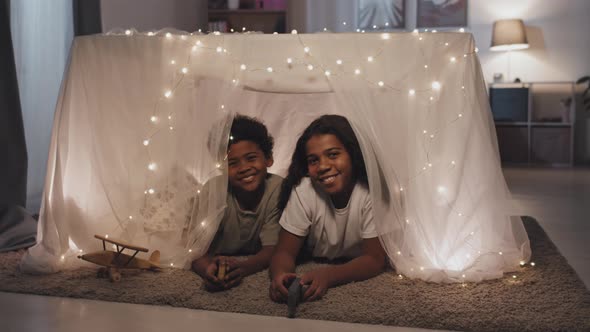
10 0 74 214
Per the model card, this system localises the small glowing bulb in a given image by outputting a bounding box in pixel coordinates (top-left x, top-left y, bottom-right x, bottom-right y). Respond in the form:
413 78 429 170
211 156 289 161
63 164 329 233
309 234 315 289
170 60 176 65
231 28 235 32
291 29 298 34
148 188 155 194
450 57 456 63
242 27 246 31
240 64 246 71
470 231 474 235
397 251 401 255
201 221 206 227
216 46 222 53
378 81 384 87
220 104 225 109
164 90 172 98
405 219 410 224
430 134 434 139
432 29 437 33
367 56 374 62
385 22 390 26
420 267 424 271
475 47 479 53
399 187 404 192
424 65 428 69
373 25 377 29
423 130 428 134
150 116 158 123
307 64 314 71
168 115 172 120
197 190 201 194
408 89 416 96
324 70 331 77
458 113 463 117
191 46 197 52
354 68 361 75
196 40 202 46
419 37 423 41
464 54 467 58
165 32 172 39
287 58 293 64
381 33 390 40
181 35 187 40
462 274 466 278
181 67 188 74
188 249 192 253
304 46 310 53
147 32 154 36
148 163 157 171
342 21 347 26
323 28 327 32
356 29 361 32
512 275 517 279
105 234 109 239
125 30 131 36
445 42 449 46
530 262 536 266
428 163 433 167
170 263 174 267
520 260 525 266
336 59 342 65
429 96 434 101
398 274 403 279
128 215 133 220
461 86 465 90
143 139 150 146
266 67 273 73
215 163 221 169
460 28 465 32
451 160 456 165
437 186 446 193
432 81 441 90
499 251 503 255
413 29 418 34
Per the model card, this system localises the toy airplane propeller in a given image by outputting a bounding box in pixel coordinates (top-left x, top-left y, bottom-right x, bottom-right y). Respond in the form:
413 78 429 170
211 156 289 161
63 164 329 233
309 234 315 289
78 234 161 282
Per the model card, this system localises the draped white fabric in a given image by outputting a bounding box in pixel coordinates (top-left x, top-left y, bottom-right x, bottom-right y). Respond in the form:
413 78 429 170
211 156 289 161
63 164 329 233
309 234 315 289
20 30 531 282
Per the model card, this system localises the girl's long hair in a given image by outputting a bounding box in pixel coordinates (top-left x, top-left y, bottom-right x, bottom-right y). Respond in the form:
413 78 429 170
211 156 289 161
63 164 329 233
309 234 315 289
278 114 368 210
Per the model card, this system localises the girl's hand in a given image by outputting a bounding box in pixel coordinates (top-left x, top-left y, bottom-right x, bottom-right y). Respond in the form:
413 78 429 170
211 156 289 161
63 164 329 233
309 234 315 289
300 269 331 301
269 272 297 302
223 257 246 289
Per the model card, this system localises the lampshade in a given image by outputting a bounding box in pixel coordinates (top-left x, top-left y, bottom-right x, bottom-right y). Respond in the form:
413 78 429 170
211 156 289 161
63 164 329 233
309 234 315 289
490 19 529 51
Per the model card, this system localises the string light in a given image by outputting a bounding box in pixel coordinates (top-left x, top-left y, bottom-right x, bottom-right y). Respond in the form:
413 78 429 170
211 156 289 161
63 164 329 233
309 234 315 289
324 70 331 77
307 64 314 71
354 68 361 75
431 81 441 90
181 67 188 74
148 163 157 171
304 46 310 53
240 64 246 70
336 59 343 65
216 46 222 53
450 57 456 63
188 249 192 253
143 139 150 146
445 42 449 46
287 58 293 64
530 262 536 267
148 188 155 194
150 116 158 123
164 90 172 98
378 81 384 87
291 29 298 34
165 32 172 39
367 56 374 62
342 21 347 26
408 89 416 96
125 30 132 36
460 28 465 32
170 60 176 65
128 215 133 220
266 67 273 73
147 32 154 36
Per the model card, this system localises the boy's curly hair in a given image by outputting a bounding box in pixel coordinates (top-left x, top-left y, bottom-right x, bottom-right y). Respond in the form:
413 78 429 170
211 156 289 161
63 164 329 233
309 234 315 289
229 114 274 159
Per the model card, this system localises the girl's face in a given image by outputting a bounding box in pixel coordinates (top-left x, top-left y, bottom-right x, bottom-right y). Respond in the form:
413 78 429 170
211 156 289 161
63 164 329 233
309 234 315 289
305 134 355 207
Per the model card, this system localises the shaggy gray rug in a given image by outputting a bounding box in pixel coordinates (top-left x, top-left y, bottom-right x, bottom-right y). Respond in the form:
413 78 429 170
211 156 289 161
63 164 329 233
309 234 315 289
1 217 589 332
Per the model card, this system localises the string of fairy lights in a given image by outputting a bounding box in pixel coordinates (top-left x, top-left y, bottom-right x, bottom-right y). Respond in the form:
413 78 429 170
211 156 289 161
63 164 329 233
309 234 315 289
69 22 534 281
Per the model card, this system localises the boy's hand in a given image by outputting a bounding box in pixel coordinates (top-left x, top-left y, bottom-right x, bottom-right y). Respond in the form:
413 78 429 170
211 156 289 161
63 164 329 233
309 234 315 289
201 256 224 292
300 269 331 301
269 272 297 303
223 258 246 289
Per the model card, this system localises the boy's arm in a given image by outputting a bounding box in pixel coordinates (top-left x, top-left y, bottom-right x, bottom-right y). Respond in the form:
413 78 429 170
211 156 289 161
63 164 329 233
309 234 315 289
300 237 387 301
229 245 275 277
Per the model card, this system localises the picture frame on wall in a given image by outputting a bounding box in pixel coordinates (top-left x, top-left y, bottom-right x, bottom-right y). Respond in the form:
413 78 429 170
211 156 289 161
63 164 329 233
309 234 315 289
416 0 467 28
358 0 405 30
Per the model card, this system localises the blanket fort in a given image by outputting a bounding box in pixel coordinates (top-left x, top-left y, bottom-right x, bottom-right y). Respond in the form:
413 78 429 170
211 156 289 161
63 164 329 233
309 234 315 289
20 30 531 283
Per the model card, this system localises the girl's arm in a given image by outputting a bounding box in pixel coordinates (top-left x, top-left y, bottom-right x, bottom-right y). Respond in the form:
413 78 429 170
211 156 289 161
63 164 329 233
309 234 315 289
300 237 387 301
269 228 305 302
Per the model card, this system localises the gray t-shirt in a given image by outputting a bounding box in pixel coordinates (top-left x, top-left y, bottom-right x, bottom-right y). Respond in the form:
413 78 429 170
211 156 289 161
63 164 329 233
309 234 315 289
208 173 283 255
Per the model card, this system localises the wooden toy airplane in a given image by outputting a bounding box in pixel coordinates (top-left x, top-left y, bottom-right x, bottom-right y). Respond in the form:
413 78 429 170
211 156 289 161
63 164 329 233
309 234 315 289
78 234 161 282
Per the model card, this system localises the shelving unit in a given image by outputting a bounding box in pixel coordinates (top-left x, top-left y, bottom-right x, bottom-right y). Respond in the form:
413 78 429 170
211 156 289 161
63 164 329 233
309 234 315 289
490 82 576 166
207 0 288 33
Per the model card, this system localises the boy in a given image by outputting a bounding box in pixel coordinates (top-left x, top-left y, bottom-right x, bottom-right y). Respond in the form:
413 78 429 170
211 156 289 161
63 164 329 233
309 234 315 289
192 115 283 291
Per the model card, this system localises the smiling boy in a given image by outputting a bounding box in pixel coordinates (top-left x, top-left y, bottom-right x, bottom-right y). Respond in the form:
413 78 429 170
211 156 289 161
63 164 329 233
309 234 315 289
192 115 283 291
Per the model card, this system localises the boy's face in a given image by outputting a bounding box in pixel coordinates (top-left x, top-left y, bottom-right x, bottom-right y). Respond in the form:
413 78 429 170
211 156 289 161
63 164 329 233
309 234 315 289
227 140 273 193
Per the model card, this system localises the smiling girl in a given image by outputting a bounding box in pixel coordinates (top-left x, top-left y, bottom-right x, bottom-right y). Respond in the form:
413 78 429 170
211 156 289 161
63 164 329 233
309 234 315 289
269 114 387 302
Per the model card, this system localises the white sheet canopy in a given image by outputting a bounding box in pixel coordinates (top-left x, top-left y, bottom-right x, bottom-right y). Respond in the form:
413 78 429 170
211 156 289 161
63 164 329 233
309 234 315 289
21 29 531 283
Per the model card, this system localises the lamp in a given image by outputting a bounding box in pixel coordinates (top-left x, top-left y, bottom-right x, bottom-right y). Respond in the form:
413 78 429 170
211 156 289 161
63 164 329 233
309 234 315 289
490 19 529 82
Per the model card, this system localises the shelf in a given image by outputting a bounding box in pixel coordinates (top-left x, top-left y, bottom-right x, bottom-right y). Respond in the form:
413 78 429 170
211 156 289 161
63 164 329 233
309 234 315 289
495 122 528 126
530 122 572 127
209 9 286 14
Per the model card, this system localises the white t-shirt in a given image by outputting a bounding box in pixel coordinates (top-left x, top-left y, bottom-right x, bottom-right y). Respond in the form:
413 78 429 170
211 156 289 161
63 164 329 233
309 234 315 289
279 177 378 259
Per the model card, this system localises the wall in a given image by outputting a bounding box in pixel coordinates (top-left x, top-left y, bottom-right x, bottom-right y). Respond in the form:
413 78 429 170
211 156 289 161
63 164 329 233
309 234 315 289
294 0 590 162
101 0 207 32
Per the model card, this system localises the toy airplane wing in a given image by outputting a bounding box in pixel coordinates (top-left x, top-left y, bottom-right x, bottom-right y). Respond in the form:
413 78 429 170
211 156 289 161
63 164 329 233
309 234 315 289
78 235 161 270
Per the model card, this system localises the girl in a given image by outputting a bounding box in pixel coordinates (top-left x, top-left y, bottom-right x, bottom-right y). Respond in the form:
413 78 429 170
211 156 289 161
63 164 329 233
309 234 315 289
269 114 386 302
